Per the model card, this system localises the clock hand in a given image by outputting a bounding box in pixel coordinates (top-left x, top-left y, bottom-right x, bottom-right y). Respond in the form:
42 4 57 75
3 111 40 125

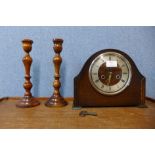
107 72 112 85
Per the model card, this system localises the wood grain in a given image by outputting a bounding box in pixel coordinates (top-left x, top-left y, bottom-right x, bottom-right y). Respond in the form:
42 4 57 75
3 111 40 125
45 38 67 107
16 39 40 108
0 98 155 128
74 49 146 107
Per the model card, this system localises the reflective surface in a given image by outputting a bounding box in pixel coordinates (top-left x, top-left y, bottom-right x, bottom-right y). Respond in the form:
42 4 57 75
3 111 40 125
89 52 132 95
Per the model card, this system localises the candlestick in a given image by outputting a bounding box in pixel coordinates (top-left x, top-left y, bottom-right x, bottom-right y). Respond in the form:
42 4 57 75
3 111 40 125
45 38 67 107
16 39 40 108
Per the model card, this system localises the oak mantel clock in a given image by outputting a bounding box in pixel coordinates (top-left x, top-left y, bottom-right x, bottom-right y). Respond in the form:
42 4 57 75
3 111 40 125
73 49 146 108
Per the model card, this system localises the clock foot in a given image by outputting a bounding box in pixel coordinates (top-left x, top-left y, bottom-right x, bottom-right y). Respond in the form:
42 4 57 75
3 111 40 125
138 104 147 108
72 106 82 110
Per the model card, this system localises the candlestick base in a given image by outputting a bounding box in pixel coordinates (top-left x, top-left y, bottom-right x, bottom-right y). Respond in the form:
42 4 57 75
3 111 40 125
45 94 67 107
16 96 40 108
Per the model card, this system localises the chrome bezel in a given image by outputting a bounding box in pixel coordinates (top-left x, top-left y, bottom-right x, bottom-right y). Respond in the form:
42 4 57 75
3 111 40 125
88 52 132 95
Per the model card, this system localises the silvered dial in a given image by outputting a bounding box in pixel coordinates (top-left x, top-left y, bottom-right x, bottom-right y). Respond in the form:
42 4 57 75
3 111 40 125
89 52 132 95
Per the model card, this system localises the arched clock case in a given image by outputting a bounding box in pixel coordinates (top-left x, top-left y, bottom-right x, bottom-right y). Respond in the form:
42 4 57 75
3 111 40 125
73 49 146 108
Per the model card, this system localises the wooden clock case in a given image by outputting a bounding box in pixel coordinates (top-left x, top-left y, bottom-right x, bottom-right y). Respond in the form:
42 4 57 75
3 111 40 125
73 49 146 108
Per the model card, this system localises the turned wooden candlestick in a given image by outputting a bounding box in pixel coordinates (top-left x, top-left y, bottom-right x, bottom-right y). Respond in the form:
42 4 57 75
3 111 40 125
16 39 40 108
45 38 67 107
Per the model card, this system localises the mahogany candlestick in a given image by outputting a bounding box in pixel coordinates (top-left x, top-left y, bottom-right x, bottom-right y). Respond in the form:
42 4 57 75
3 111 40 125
45 38 67 107
16 39 40 108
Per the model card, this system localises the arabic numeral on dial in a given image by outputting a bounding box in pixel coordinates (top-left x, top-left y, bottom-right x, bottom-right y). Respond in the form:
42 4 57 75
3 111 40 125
93 73 97 75
95 79 99 83
121 79 125 83
123 72 128 75
95 65 99 68
109 86 111 91
101 85 104 89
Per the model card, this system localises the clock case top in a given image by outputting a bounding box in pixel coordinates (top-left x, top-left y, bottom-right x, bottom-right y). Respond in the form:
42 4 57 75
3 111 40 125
73 49 146 107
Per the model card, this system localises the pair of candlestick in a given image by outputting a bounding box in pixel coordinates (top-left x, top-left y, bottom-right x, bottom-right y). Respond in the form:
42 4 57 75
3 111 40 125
16 38 67 108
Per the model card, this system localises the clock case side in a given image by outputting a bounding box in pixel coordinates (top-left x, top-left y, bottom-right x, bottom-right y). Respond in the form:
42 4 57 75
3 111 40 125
73 49 146 107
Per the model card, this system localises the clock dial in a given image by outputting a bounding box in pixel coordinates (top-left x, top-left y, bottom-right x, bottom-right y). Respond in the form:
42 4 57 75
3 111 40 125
89 52 132 95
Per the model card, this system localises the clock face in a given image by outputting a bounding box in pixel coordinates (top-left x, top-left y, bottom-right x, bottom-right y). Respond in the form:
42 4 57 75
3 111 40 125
89 52 132 95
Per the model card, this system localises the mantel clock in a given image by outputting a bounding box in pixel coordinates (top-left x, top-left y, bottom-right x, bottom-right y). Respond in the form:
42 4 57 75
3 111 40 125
73 49 146 108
